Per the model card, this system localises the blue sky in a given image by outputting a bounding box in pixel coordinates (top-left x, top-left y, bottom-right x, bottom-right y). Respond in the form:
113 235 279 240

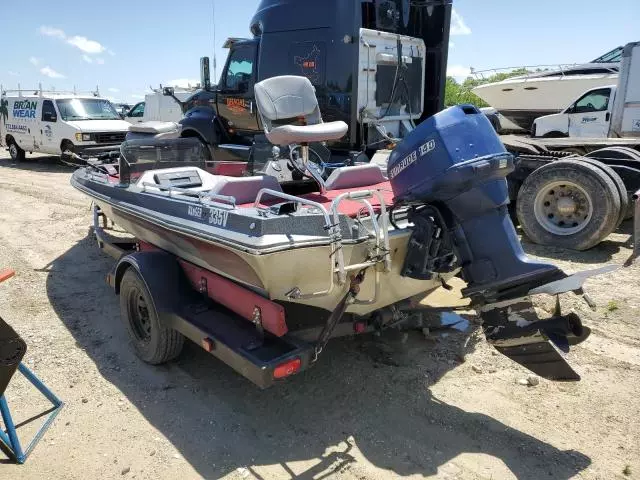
1 0 638 104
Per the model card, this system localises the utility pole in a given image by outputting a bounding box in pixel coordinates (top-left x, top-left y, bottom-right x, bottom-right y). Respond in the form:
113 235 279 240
212 0 217 83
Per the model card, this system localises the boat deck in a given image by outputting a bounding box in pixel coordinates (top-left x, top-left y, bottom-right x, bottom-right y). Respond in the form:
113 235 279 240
241 181 396 218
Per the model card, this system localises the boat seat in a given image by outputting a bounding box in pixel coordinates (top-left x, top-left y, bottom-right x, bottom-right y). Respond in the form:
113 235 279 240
324 164 387 191
210 175 283 205
254 75 348 146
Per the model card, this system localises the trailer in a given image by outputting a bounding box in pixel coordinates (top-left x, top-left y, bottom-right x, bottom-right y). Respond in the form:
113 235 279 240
91 202 482 388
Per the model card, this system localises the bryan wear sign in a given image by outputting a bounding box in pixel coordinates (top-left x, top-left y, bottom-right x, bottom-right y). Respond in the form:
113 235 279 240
12 100 38 118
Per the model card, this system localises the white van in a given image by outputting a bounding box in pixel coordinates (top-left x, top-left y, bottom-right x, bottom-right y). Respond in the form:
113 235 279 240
0 87 131 161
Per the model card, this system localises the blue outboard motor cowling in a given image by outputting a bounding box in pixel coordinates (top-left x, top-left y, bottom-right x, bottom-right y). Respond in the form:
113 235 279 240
388 104 510 205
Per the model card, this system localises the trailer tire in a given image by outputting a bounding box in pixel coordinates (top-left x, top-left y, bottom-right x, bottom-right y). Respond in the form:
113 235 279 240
119 268 184 364
8 139 26 162
575 157 628 229
516 159 620 250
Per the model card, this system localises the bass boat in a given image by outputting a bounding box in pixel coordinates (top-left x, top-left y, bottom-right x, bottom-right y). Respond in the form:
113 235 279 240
71 75 614 385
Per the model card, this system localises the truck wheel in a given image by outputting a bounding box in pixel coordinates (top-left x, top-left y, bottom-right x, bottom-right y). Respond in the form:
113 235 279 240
576 158 628 229
119 269 184 364
586 147 640 219
516 159 621 250
586 146 640 162
8 140 26 162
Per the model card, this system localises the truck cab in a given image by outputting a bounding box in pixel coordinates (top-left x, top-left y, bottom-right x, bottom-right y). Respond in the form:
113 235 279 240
532 85 617 138
174 0 452 165
212 38 261 141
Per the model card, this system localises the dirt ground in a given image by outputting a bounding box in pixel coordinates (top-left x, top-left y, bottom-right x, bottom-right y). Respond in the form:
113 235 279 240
0 152 638 480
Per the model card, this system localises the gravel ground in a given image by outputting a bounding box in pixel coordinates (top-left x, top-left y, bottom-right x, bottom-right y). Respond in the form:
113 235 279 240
0 152 638 480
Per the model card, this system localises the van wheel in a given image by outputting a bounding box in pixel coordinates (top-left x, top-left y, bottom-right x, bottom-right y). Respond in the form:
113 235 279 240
60 140 75 160
8 140 25 162
119 269 184 364
516 159 620 250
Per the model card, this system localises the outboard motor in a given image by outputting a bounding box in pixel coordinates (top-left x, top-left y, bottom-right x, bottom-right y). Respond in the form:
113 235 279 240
388 105 610 381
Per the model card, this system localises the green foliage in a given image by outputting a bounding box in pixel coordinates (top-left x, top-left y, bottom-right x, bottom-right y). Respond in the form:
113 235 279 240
444 68 533 108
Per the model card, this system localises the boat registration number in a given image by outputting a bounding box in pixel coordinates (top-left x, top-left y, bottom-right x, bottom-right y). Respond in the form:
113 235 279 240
208 207 229 227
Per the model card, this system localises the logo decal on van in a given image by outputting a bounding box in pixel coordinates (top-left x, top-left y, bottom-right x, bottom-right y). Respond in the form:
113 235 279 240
44 125 53 139
12 100 37 118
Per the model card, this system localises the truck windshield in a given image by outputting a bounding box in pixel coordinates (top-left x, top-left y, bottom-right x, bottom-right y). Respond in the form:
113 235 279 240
55 98 121 121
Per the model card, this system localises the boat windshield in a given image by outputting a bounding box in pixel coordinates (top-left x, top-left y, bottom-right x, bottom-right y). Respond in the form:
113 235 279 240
591 46 623 64
56 98 121 121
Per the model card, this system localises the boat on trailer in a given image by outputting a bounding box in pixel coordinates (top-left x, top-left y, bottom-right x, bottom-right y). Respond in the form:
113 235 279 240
71 75 616 388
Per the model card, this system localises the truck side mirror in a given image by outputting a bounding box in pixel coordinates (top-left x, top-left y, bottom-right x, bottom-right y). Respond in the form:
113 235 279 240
200 57 211 91
163 87 175 97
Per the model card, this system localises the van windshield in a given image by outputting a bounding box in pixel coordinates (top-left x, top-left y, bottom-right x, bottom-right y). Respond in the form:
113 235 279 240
55 98 121 121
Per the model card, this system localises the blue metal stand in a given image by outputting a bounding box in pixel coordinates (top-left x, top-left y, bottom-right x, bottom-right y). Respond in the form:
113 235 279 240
0 363 63 464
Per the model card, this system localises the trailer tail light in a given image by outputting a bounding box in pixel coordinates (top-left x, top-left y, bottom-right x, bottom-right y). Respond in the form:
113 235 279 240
353 321 366 334
273 358 301 379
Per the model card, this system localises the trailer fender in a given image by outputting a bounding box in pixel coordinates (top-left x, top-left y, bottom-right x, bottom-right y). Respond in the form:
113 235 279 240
110 250 185 316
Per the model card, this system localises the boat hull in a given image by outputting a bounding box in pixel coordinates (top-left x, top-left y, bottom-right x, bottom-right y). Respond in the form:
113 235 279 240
87 195 450 317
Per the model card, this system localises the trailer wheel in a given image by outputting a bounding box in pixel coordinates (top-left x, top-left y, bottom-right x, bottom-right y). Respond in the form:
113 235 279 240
516 159 621 250
119 269 184 364
8 139 25 162
576 158 628 229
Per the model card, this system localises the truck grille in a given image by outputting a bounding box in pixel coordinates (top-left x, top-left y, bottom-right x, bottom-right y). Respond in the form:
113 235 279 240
93 132 127 144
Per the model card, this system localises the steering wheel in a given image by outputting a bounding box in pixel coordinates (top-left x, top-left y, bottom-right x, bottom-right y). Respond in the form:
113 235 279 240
586 103 595 110
288 145 326 180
